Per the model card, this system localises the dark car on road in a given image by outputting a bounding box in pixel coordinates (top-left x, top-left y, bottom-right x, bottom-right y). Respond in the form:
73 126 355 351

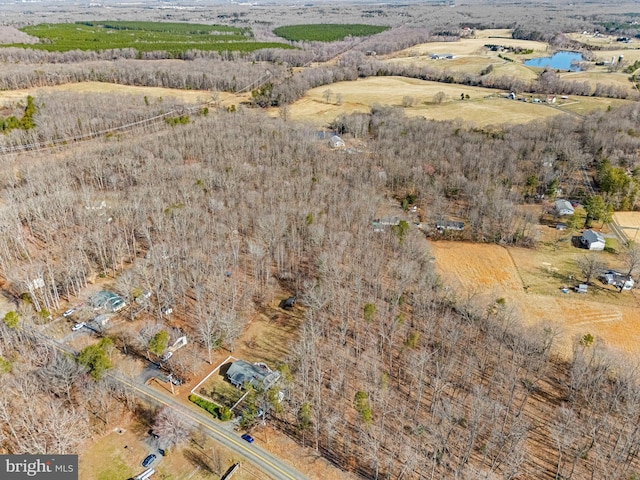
241 434 254 443
142 454 156 467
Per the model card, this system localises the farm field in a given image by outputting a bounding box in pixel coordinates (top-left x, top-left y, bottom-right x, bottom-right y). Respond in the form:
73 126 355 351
383 54 540 81
388 29 550 57
430 241 640 358
567 32 640 50
0 82 246 107
379 28 639 98
613 212 640 242
282 76 571 127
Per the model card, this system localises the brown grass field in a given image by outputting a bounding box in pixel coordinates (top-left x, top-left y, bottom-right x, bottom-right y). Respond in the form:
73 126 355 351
283 28 637 128
391 29 550 57
613 212 640 243
430 240 640 359
0 81 246 107
282 76 572 127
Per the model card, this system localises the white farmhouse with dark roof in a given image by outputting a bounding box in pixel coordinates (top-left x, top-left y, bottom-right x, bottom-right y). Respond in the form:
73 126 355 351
581 229 605 251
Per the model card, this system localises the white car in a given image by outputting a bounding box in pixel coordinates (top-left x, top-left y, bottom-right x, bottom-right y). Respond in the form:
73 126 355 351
160 351 173 361
72 322 86 331
63 309 75 317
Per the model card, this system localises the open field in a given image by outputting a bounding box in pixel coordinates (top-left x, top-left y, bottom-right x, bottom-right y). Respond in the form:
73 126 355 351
79 417 258 480
0 81 246 107
559 69 639 96
430 240 640 358
567 32 640 50
282 76 573 127
389 29 550 58
613 212 640 242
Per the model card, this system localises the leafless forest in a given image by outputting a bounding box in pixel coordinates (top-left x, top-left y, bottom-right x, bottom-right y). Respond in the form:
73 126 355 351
2 1 640 479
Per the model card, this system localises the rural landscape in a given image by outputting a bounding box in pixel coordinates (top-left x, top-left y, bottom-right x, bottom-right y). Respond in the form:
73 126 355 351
2 0 640 479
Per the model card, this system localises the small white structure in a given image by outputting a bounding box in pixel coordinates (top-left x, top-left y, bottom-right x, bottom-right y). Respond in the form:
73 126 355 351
555 199 574 216
581 229 606 251
329 135 345 148
600 271 634 290
575 284 588 294
430 53 454 60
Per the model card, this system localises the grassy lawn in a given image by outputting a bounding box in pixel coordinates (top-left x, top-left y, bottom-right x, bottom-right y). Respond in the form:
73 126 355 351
8 21 292 55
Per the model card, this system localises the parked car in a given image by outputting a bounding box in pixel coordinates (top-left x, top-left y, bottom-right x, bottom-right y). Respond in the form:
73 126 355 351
160 351 173 361
63 309 75 317
142 454 156 467
241 434 254 443
72 322 86 331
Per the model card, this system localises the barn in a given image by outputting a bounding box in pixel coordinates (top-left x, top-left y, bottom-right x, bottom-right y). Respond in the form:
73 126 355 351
581 230 606 251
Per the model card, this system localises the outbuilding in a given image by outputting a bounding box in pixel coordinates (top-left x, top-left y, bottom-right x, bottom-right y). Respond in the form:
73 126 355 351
555 199 574 216
329 135 345 148
581 229 606 251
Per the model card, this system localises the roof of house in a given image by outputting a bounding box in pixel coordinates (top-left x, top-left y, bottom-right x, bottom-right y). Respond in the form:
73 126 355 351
582 229 605 244
226 360 280 390
555 199 574 212
90 290 126 312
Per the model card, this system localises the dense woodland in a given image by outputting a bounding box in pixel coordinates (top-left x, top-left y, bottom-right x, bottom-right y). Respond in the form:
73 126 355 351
0 100 639 478
2 1 640 478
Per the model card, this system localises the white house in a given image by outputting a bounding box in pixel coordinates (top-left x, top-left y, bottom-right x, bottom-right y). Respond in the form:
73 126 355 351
581 229 606 251
329 135 345 148
555 199 574 216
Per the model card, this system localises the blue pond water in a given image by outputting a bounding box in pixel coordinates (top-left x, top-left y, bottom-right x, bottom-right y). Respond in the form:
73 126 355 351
524 51 584 71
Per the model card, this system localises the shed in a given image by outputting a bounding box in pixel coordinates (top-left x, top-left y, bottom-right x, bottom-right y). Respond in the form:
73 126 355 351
329 135 345 148
575 284 588 294
581 229 605 251
555 199 574 216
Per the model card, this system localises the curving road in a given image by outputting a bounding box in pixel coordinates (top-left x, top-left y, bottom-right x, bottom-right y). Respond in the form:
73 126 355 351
34 332 308 480
109 372 309 480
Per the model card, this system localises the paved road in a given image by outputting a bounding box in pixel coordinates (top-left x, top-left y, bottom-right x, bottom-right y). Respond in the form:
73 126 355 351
34 332 308 480
108 372 308 480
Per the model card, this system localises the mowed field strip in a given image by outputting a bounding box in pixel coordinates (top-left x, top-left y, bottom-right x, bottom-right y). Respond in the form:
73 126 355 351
284 76 571 127
430 241 640 358
0 81 247 106
613 212 640 242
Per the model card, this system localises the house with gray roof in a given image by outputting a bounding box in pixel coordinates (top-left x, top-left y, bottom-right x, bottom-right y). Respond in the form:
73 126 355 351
226 360 280 391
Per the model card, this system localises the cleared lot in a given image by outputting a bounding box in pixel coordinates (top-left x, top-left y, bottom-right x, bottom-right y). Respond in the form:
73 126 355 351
430 240 640 358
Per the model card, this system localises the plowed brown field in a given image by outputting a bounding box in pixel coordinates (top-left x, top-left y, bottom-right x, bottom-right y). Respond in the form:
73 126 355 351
430 241 640 359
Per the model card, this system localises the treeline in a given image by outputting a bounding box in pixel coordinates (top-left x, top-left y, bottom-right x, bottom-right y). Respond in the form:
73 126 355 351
357 59 637 100
0 57 287 92
0 92 190 150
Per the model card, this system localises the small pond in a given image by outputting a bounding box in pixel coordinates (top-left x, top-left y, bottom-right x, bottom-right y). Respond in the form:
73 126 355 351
524 51 584 71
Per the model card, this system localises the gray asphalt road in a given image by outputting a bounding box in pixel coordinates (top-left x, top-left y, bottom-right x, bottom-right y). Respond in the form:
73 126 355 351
35 332 309 480
108 371 309 480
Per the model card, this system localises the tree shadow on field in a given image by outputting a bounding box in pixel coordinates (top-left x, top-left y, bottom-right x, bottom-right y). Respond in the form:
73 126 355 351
571 235 587 249
183 448 215 474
